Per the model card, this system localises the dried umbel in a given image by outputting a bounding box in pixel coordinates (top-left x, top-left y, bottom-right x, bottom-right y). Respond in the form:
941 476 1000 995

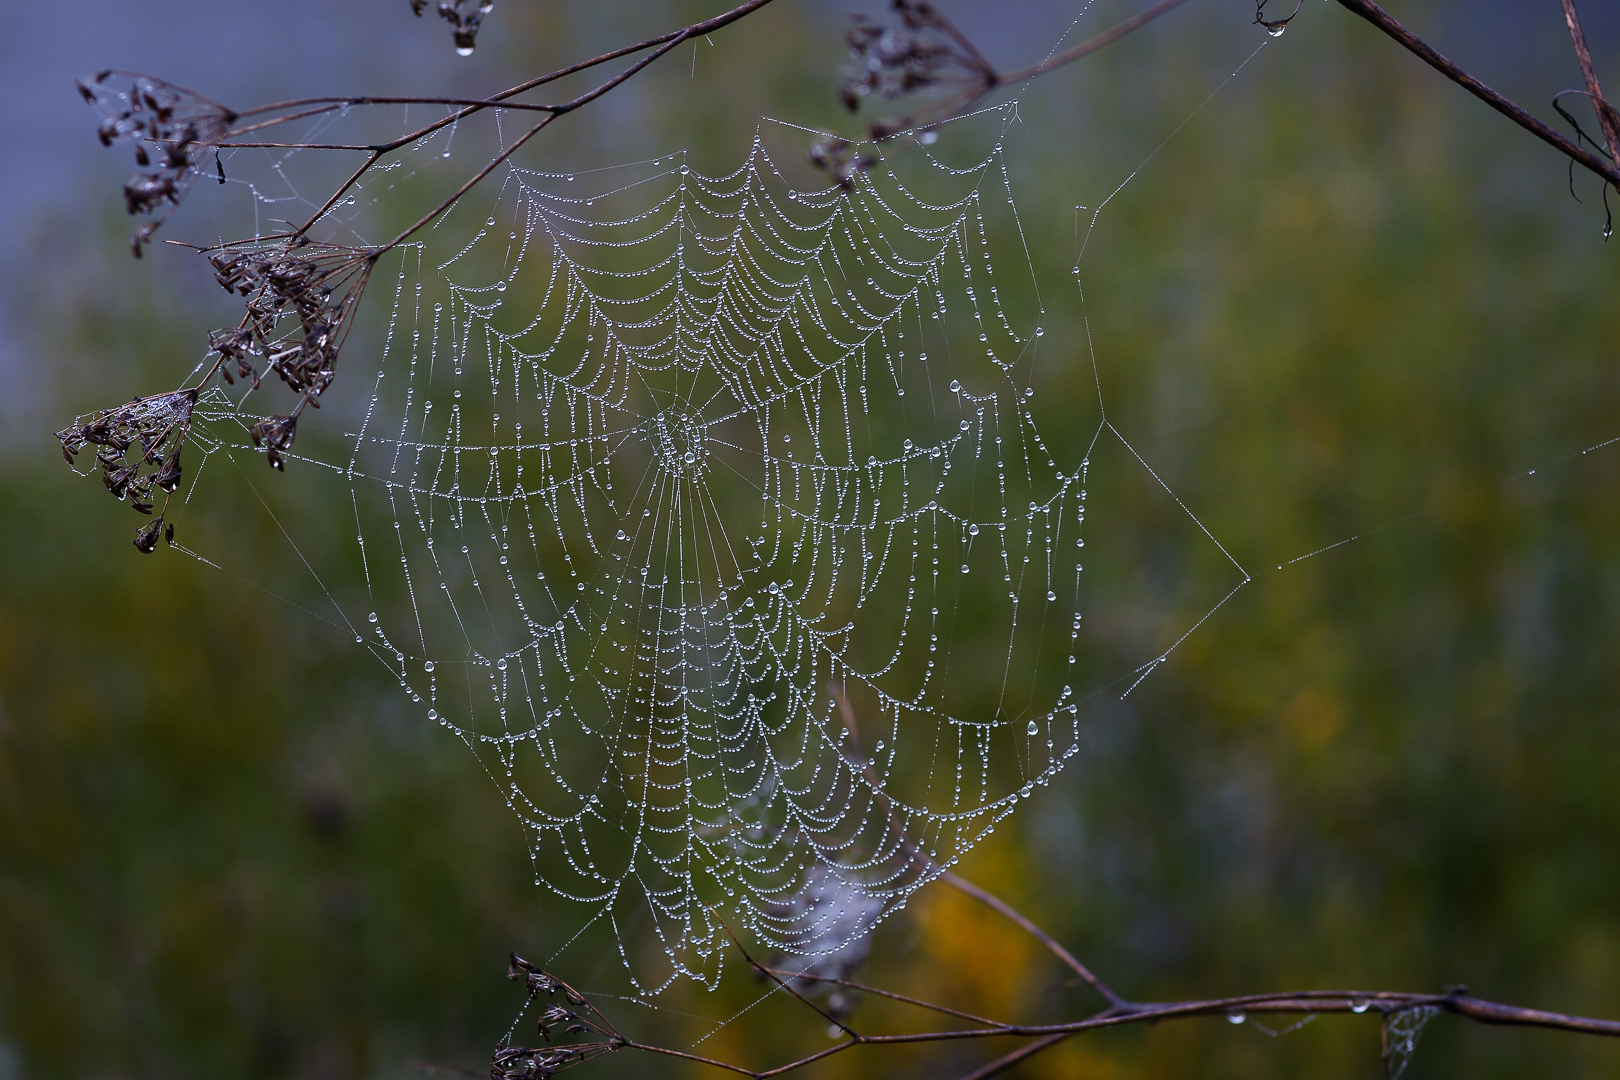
840 1 996 135
57 389 196 552
411 0 495 54
811 1 997 186
77 71 237 256
204 240 378 469
491 957 623 1078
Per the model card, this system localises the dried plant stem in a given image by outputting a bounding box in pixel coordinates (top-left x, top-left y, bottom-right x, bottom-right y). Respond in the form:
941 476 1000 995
830 685 1126 1010
1335 0 1620 188
939 871 1127 1010
1559 0 1620 172
998 0 1200 85
522 961 1620 1080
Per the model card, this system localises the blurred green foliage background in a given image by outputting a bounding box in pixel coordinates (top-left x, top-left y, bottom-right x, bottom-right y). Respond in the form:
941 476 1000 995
2 2 1619 1078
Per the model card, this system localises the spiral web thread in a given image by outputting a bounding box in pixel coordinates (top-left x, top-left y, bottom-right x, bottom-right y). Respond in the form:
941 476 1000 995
187 105 1244 997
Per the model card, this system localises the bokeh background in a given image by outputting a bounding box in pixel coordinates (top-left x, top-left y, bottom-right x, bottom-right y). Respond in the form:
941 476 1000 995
3 1 1619 1078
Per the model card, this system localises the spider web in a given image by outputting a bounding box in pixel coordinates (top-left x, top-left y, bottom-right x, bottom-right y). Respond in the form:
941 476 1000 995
176 100 1248 997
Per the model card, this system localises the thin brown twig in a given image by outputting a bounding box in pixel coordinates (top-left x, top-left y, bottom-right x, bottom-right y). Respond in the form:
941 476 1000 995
513 959 1620 1080
761 968 1006 1027
1559 0 1620 173
939 870 1127 1010
717 916 862 1040
1334 0 1620 188
831 685 1127 1010
952 1031 1071 1080
999 0 1200 85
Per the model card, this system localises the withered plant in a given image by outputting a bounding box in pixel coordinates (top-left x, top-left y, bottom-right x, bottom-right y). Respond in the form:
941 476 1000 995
54 3 1620 1079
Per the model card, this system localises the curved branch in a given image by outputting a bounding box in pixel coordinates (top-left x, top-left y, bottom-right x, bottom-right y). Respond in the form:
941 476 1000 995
1334 0 1620 188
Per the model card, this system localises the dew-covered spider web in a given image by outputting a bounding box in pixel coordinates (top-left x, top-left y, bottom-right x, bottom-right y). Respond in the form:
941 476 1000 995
174 100 1251 998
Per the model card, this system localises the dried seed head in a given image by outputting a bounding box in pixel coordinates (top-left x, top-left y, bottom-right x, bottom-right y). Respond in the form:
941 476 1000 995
249 414 298 470
58 389 197 549
79 71 236 254
834 1 997 146
205 240 377 468
134 516 165 553
412 0 495 53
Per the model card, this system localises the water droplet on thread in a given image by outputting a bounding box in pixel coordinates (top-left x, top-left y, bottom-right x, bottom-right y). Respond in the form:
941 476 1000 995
1228 1012 1246 1024
1026 720 1038 735
368 612 379 623
424 661 435 673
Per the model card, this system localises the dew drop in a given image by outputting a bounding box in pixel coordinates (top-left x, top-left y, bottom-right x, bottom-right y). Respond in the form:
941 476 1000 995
1352 1000 1370 1013
497 658 508 671
425 661 435 673
486 217 496 226
1035 327 1045 337
1266 23 1285 37
961 564 970 574
456 44 475 56
917 129 939 145
1228 1012 1246 1024
1026 720 1038 735
368 612 379 623
968 524 979 536
428 709 438 720
496 280 507 292
1047 591 1057 602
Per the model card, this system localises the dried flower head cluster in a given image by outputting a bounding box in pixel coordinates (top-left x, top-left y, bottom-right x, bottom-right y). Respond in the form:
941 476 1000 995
492 956 623 1079
77 71 236 256
56 389 198 552
812 1 996 187
411 0 496 54
205 240 378 469
841 1 995 134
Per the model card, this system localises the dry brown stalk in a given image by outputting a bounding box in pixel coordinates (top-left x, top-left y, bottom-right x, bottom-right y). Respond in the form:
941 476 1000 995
1335 0 1620 189
1559 0 1620 173
491 945 1620 1080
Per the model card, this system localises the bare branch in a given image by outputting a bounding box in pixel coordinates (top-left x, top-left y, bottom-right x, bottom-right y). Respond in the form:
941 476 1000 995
999 0 1200 84
1334 0 1620 188
939 871 1126 1010
1559 0 1620 172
